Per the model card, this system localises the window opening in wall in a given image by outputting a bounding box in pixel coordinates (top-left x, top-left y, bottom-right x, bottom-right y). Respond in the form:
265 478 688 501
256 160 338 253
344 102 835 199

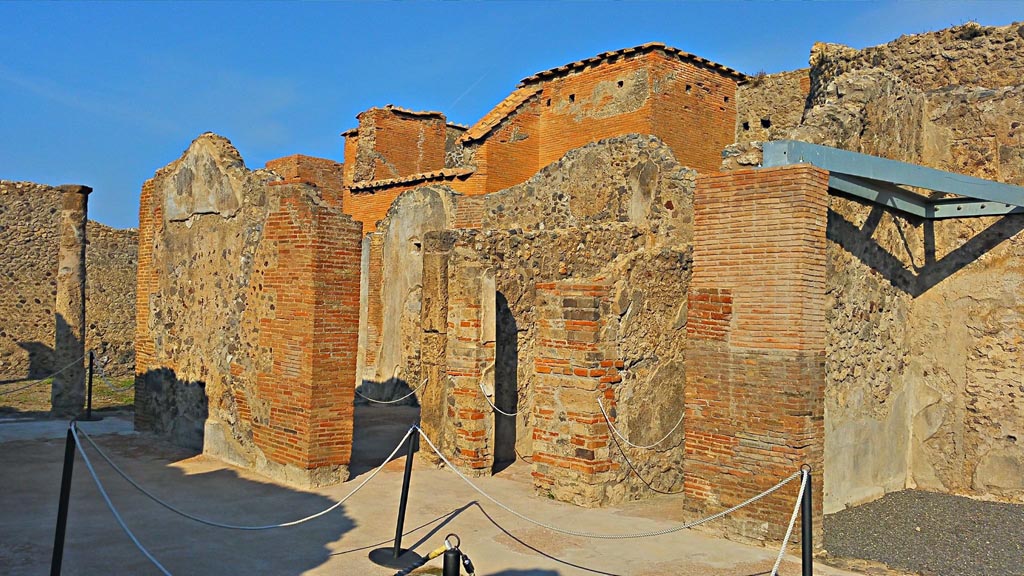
617 80 624 88
743 121 750 131
685 84 692 94
761 118 772 129
724 96 730 102
568 94 575 103
546 98 551 106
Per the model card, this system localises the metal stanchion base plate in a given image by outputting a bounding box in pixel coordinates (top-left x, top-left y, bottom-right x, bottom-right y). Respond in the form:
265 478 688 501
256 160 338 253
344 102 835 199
368 547 423 569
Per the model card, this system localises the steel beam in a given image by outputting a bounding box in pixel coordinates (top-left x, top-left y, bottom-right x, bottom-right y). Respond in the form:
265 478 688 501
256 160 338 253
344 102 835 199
764 140 1024 209
928 199 1024 219
828 173 930 218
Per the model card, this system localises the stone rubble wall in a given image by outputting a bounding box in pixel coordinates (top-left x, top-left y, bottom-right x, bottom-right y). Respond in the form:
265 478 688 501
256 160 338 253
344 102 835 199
0 180 137 381
729 21 1024 510
134 134 362 487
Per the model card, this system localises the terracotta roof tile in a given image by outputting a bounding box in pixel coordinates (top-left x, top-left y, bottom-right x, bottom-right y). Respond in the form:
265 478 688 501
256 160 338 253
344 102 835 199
517 42 746 86
457 86 542 144
358 104 446 120
349 167 475 192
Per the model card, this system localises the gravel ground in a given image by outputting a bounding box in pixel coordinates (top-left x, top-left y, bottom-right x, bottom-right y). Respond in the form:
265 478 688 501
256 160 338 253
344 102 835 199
824 489 1024 576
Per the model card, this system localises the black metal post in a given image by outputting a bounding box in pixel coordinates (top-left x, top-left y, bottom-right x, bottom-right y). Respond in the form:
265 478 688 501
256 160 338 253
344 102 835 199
80 351 102 422
442 546 462 576
392 432 419 558
368 430 423 568
85 351 93 419
801 468 813 576
50 425 77 576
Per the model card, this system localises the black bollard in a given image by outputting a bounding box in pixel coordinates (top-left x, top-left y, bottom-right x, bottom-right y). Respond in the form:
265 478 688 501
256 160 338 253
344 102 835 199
801 467 813 576
50 425 77 575
392 432 419 558
79 351 102 422
443 546 462 576
368 430 423 568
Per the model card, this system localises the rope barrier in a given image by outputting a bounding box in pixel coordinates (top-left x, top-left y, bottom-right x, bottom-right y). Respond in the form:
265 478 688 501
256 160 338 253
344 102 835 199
604 417 685 496
0 352 87 397
477 379 520 416
70 424 173 575
354 378 427 405
96 361 135 392
597 396 683 450
75 424 414 530
415 425 801 540
770 469 808 576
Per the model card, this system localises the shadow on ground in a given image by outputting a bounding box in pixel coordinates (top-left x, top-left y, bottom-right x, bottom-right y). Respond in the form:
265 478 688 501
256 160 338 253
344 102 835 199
0 429 355 575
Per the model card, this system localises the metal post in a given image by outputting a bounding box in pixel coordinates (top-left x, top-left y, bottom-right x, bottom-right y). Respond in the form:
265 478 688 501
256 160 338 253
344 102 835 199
392 432 418 558
801 468 813 576
368 430 423 568
79 351 102 422
50 425 77 575
442 546 462 576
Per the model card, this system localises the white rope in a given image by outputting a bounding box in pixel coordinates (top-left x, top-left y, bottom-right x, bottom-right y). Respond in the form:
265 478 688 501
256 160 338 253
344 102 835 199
415 425 800 540
597 396 684 450
0 352 87 397
71 424 173 575
477 379 519 416
96 362 135 392
76 424 413 530
771 469 808 576
354 378 427 405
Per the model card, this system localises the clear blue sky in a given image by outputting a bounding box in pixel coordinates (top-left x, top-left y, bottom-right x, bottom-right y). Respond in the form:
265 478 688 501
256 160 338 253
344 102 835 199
2 1 1021 229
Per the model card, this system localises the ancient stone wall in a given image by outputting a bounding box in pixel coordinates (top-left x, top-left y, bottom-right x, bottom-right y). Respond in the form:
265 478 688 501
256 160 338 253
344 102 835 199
0 180 137 381
135 134 362 487
735 69 810 145
729 21 1024 509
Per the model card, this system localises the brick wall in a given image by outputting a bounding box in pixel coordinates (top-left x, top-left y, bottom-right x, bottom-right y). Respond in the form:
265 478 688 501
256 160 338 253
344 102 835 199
349 107 446 183
266 154 345 207
252 190 360 472
684 165 828 544
531 279 623 506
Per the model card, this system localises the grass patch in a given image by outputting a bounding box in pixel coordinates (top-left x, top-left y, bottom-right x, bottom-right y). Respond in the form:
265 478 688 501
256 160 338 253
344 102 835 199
0 376 134 416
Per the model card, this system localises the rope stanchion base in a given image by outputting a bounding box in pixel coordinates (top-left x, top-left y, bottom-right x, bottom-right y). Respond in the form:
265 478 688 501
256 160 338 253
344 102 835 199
368 548 424 570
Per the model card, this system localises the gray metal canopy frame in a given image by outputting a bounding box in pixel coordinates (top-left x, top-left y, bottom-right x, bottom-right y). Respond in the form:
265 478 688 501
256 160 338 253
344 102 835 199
762 140 1024 219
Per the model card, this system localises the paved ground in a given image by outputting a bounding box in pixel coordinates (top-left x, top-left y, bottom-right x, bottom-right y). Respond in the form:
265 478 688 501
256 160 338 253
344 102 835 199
825 489 1024 576
0 406 862 576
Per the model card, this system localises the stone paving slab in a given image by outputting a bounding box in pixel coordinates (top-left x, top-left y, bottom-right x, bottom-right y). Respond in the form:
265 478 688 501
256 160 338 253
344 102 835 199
0 414 864 576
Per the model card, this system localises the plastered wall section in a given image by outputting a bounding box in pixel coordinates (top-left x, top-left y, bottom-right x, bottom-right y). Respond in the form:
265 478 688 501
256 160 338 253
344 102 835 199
684 165 828 545
134 135 360 488
0 181 137 380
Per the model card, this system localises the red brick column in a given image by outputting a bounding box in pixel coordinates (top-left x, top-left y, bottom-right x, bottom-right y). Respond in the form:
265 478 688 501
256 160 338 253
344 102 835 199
684 165 828 544
444 261 494 474
252 187 361 484
531 279 622 506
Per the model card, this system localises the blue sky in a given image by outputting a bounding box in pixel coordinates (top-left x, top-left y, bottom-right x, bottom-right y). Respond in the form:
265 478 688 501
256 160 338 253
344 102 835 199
2 1 1021 229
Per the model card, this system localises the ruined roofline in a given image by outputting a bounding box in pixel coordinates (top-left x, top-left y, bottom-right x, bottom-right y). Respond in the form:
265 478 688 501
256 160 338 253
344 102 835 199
341 104 448 138
348 166 474 192
457 85 542 144
517 42 748 87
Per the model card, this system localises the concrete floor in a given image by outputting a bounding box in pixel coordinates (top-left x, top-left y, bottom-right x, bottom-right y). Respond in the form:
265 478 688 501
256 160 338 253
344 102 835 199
0 407 865 576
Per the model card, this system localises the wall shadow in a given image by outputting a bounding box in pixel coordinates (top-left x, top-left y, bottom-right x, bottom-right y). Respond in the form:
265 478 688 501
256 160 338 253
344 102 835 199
0 427 355 575
827 198 1024 296
355 376 419 406
134 367 208 454
350 398 420 477
14 342 54 380
493 291 518 473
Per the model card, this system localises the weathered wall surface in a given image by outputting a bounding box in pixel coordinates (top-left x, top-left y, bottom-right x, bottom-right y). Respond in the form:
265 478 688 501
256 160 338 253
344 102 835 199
730 21 1024 509
399 135 697 504
734 69 810 145
135 134 362 487
0 180 137 381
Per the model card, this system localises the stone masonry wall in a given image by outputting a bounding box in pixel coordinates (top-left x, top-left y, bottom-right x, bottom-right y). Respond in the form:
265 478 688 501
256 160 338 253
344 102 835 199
135 134 361 487
729 21 1024 509
0 180 137 381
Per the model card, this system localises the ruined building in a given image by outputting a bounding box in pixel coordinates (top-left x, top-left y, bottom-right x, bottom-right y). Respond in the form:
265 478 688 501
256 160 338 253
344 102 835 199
134 22 1024 544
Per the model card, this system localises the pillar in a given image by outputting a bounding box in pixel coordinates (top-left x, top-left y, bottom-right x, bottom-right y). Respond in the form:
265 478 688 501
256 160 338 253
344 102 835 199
52 184 91 418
